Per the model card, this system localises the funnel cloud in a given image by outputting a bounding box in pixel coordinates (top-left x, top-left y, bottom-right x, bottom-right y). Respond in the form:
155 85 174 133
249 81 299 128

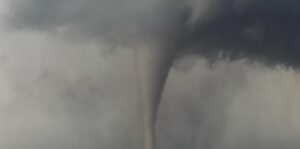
5 0 300 149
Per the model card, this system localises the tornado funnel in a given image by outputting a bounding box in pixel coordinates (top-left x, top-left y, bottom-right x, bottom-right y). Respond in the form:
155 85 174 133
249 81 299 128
135 44 174 149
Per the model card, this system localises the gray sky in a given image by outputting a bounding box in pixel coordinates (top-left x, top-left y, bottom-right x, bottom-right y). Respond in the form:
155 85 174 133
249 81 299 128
0 0 300 149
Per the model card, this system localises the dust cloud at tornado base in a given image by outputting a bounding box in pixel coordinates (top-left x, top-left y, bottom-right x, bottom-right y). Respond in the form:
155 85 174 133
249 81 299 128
0 30 299 149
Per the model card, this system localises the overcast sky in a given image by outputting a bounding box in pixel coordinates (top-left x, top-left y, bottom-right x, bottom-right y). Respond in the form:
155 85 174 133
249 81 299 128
0 0 299 149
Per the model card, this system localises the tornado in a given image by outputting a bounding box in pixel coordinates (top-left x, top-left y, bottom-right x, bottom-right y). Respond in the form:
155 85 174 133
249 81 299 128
8 0 300 149
135 44 175 149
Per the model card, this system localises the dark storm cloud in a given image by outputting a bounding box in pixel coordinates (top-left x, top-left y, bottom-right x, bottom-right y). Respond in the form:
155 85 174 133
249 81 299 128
8 0 188 45
8 0 300 65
